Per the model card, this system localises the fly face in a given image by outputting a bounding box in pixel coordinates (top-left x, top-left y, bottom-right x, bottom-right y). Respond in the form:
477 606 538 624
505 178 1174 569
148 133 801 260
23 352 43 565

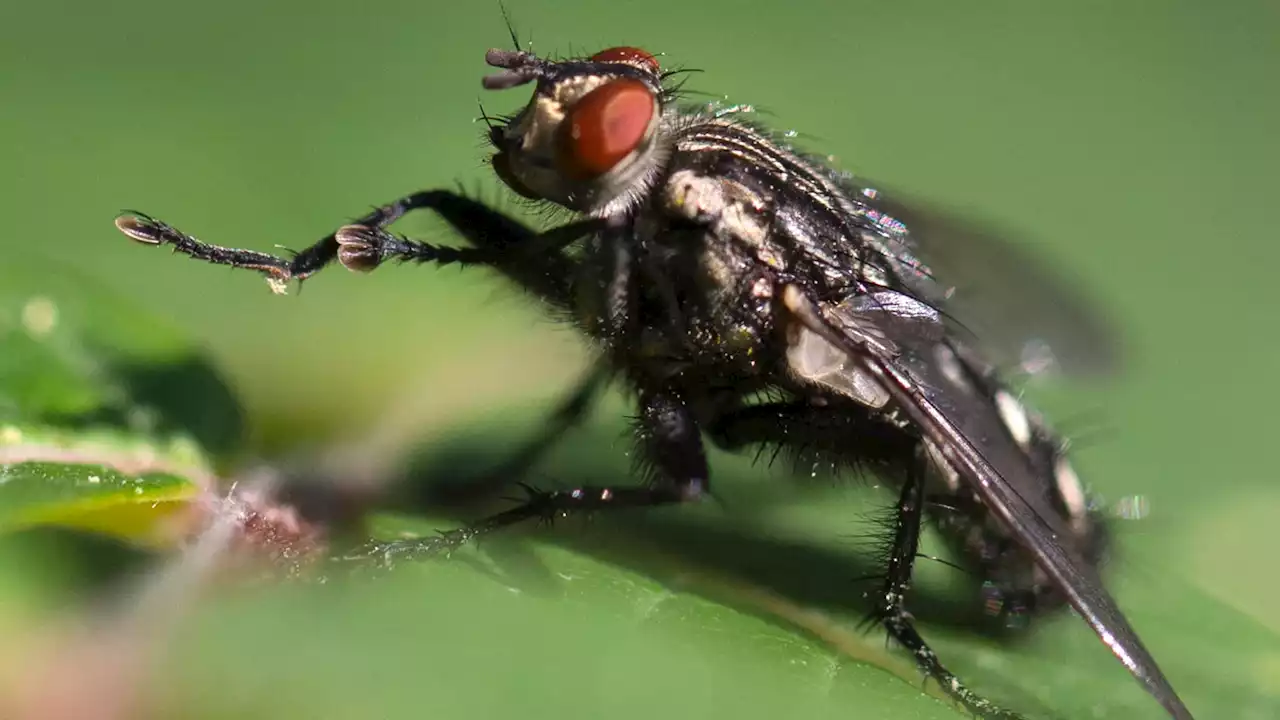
484 48 669 215
112 39 1194 720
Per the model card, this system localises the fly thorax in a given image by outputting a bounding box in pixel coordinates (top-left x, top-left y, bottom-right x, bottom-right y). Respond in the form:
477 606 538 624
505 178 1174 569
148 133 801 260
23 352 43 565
631 172 779 369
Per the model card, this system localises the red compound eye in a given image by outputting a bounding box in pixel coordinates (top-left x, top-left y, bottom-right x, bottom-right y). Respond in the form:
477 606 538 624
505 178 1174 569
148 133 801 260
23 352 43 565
590 46 659 71
556 79 655 180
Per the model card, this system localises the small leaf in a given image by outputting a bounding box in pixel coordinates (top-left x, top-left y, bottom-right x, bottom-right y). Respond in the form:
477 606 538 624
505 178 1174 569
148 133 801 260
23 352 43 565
170 521 971 720
0 424 209 545
0 253 244 459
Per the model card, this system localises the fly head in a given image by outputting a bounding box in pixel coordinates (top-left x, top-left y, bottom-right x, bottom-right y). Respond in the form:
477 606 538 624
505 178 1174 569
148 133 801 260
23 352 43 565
483 47 672 216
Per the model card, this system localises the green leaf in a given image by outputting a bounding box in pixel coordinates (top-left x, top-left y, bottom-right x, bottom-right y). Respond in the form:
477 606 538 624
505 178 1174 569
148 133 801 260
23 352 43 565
158 491 1279 720
0 253 235 544
0 253 244 459
170 518 970 720
0 425 208 544
159 421 1277 720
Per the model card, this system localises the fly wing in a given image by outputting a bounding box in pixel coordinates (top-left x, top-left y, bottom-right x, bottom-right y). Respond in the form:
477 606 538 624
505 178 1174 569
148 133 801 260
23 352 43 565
781 285 1192 720
842 185 1122 380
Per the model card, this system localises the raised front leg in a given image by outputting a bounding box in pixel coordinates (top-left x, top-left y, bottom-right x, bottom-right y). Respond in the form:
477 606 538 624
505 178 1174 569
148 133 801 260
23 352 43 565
115 189 600 303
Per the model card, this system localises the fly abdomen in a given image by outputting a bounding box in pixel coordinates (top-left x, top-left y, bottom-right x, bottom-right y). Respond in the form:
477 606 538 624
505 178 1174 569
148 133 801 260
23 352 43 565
922 351 1111 629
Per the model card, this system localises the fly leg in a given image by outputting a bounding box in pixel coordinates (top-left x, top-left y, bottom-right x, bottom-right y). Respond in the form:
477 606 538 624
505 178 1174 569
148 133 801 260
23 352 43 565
348 386 709 564
706 399 917 470
115 189 601 300
427 363 611 506
871 454 1024 719
709 401 1024 719
478 363 609 479
117 194 634 538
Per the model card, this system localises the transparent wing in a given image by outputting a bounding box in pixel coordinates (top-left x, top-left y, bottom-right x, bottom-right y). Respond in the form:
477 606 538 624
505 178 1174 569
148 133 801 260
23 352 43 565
847 185 1122 380
781 285 1192 720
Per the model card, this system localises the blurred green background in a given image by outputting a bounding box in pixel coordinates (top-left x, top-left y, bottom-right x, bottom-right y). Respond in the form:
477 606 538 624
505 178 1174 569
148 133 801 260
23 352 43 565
2 0 1278 718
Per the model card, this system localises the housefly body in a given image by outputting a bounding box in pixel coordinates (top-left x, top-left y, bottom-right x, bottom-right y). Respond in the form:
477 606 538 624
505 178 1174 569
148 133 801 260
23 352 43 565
115 40 1193 720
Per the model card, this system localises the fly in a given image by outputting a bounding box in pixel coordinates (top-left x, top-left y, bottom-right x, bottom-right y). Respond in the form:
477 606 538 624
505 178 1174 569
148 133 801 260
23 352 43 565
113 40 1193 720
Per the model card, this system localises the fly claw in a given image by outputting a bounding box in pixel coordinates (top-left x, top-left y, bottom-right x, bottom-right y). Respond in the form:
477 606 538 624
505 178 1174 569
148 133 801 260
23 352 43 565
114 212 167 245
334 224 386 273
